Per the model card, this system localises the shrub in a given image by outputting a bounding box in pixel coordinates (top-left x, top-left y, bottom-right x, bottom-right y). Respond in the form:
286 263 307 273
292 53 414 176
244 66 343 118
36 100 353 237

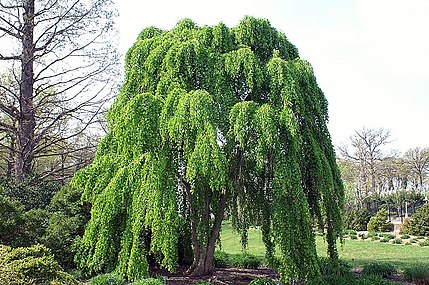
380 237 390 243
0 194 24 245
214 250 230 268
381 233 395 240
400 234 410 239
362 262 396 278
43 185 90 268
248 277 278 285
0 244 80 285
3 244 60 281
89 272 125 285
392 238 402 244
344 209 372 231
401 204 429 237
344 229 357 235
128 277 164 285
367 209 394 232
18 208 51 246
419 239 429 247
0 176 61 210
318 257 351 277
403 265 429 281
231 253 261 269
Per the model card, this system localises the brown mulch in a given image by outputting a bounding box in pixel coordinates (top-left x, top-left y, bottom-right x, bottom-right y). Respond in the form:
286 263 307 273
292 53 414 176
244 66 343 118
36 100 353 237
154 266 280 285
156 266 418 285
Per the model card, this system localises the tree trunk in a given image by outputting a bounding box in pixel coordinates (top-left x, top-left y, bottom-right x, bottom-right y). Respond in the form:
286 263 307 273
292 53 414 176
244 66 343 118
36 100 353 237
6 135 15 177
15 0 36 181
187 193 226 277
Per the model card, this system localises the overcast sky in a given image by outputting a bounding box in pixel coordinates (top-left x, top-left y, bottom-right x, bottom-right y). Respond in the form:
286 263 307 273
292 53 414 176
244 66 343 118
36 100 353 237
114 0 429 153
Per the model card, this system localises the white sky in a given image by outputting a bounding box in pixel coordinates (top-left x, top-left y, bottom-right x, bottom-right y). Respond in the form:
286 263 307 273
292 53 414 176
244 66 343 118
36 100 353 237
114 0 429 153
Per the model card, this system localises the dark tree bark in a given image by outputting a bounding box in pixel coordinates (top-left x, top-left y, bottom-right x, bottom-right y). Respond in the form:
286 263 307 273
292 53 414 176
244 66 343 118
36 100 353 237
15 0 36 181
0 0 119 181
187 193 226 276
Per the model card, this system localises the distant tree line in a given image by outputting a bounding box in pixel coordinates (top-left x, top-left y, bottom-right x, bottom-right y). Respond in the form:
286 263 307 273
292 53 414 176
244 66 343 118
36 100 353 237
338 127 429 218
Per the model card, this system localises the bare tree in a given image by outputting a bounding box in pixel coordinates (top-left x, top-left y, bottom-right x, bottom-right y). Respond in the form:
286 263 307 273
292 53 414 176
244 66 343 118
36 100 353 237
403 147 429 190
338 127 394 208
0 0 119 181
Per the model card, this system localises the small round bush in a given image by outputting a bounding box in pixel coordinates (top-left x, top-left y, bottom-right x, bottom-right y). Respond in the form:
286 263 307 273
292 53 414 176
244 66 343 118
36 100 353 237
248 277 278 285
381 233 395 240
400 234 410 239
392 238 402 244
362 262 397 278
419 239 429 247
0 244 80 285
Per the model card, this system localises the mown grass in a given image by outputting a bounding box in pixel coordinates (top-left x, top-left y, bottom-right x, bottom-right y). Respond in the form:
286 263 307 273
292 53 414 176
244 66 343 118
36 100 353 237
218 221 429 270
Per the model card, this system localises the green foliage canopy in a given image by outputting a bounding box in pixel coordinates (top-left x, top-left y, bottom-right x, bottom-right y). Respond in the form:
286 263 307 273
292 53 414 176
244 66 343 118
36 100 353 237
72 17 344 282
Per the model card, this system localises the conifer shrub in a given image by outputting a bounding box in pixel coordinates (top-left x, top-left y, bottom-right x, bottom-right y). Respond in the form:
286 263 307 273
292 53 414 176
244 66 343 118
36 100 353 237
344 209 371 231
367 209 393 232
400 204 429 237
0 244 80 285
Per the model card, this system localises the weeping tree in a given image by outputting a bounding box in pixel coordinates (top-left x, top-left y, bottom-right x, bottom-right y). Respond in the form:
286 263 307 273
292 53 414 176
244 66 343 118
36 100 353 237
72 17 344 282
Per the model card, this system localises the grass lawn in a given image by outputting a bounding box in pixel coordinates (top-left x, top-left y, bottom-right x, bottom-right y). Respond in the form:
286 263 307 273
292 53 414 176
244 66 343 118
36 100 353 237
219 221 429 270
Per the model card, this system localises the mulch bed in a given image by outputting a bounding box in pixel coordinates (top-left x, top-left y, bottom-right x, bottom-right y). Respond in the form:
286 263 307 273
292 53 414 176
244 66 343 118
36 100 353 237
156 266 417 285
155 266 280 285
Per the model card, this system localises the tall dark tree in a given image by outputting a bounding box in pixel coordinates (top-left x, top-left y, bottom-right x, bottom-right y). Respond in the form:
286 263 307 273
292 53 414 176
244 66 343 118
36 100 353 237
0 0 119 181
72 17 344 282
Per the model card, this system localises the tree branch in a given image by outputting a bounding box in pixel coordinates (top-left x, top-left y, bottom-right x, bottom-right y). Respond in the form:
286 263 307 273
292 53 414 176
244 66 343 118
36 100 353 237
0 53 21 60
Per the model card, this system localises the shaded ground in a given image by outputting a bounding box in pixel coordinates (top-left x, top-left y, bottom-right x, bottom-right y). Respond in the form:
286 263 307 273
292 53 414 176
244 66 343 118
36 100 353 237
156 266 280 285
155 266 416 285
